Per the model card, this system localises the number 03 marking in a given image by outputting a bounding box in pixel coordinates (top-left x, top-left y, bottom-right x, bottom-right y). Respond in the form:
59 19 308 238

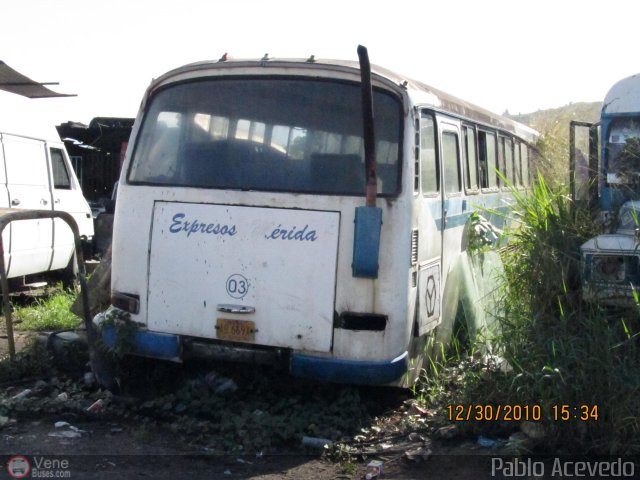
226 274 249 299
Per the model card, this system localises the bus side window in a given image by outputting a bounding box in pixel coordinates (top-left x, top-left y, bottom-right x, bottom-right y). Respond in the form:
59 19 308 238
420 112 439 195
504 136 514 186
442 131 461 194
462 125 478 191
514 141 522 187
522 144 530 186
478 130 498 189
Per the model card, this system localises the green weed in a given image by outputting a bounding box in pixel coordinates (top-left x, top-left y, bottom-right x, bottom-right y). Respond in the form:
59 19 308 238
14 290 80 331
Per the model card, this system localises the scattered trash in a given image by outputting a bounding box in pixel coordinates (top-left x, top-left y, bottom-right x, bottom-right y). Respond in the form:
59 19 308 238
404 400 431 416
11 389 32 401
33 380 48 390
301 436 333 449
48 430 82 439
86 399 105 413
507 431 533 453
55 422 86 433
407 432 426 443
56 392 69 401
403 446 432 462
521 421 546 440
434 424 458 440
0 416 16 428
110 425 123 434
477 435 507 449
223 469 232 475
365 459 384 479
204 371 238 395
84 372 96 388
477 435 497 448
509 431 528 442
49 421 87 439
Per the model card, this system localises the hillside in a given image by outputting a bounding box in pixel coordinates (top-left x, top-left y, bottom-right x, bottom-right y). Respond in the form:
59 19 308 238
507 102 602 182
508 101 601 132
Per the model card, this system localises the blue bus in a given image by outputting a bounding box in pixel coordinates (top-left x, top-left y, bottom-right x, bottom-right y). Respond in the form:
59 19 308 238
573 73 640 306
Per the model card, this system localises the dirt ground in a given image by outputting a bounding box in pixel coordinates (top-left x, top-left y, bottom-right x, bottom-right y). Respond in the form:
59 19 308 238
0 328 520 480
1 416 501 479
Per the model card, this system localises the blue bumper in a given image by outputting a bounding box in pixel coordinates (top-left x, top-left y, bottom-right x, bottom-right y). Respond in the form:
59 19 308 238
101 325 181 361
291 351 409 385
101 323 408 385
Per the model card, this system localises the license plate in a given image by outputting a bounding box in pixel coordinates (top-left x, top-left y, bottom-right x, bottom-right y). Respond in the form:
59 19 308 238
216 319 255 342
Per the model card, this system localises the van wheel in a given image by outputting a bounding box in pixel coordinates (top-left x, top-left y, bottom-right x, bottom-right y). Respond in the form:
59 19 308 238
61 252 79 291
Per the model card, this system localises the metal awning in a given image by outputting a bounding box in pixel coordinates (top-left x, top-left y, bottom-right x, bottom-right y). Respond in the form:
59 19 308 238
0 60 76 98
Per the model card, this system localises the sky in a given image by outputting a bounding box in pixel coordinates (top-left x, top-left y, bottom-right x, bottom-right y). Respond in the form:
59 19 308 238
1 0 639 136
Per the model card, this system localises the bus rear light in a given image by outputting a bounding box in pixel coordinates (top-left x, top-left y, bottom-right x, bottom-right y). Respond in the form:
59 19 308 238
411 229 419 266
337 312 387 331
111 291 140 314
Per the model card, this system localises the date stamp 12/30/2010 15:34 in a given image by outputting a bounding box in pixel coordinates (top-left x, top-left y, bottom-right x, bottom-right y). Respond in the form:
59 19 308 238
446 404 599 423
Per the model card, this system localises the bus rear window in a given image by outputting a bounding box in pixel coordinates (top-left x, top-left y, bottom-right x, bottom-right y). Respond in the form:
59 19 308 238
128 78 402 195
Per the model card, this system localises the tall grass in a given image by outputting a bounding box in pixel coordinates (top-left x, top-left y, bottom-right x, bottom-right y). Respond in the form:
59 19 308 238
417 174 640 454
495 174 640 454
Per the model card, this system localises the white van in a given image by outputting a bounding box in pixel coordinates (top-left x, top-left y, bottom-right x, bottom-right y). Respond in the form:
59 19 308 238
0 131 94 286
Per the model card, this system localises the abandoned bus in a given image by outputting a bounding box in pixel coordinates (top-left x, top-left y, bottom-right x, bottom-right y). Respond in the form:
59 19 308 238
100 51 537 386
573 73 640 306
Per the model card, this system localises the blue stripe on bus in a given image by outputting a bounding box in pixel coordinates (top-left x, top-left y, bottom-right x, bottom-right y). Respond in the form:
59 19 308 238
426 197 511 231
290 351 408 385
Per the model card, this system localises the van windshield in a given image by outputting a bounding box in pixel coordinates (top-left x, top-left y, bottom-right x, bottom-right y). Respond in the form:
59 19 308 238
128 78 402 195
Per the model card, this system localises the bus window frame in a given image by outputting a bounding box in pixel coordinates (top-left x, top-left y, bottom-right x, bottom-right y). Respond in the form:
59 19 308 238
503 135 514 189
419 110 440 198
439 122 462 198
479 129 500 193
462 123 480 195
521 143 531 187
497 134 514 190
513 140 523 188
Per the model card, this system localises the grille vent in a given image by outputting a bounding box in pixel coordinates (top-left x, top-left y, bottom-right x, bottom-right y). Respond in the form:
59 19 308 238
411 229 419 266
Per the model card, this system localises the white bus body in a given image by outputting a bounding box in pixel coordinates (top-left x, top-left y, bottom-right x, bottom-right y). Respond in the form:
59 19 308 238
103 57 537 386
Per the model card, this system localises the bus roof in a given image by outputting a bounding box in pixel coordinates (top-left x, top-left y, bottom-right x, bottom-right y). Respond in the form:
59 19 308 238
603 73 640 116
149 57 538 144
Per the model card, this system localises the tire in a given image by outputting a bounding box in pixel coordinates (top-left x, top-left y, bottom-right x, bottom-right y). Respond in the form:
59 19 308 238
61 251 79 291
